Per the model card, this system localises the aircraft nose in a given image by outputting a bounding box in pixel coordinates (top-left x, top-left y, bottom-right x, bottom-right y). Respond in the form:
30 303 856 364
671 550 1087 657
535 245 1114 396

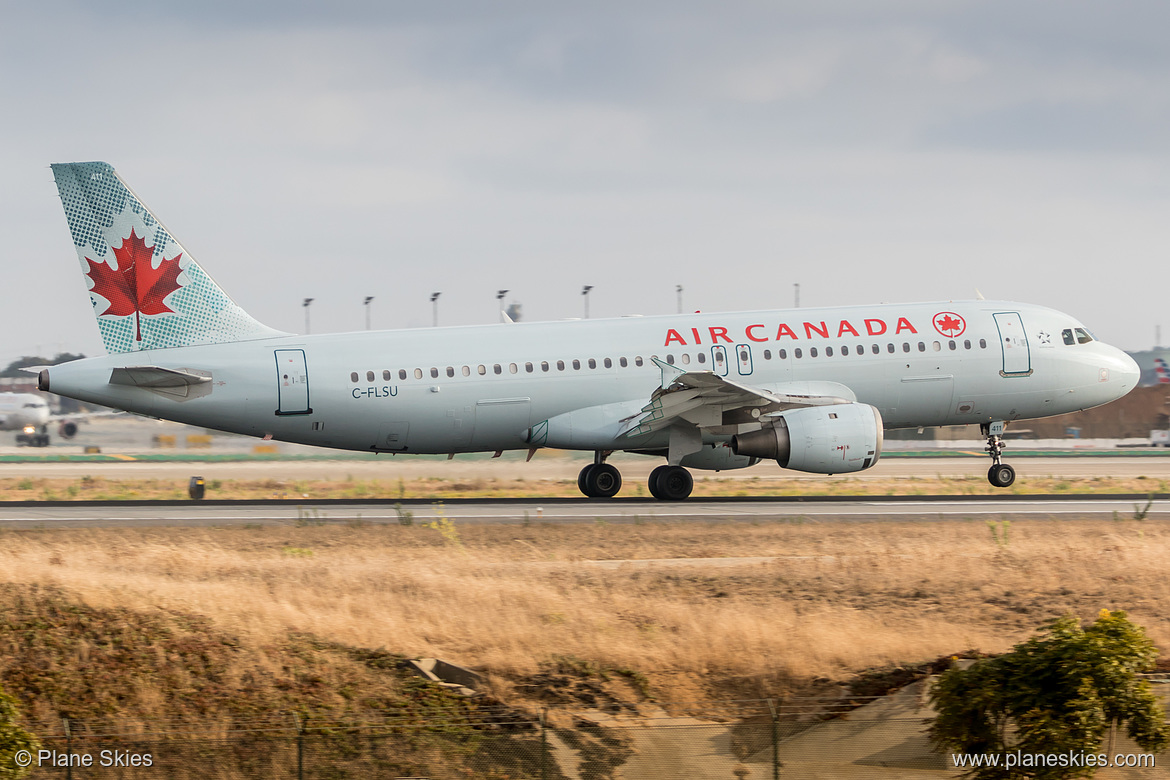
1109 347 1140 391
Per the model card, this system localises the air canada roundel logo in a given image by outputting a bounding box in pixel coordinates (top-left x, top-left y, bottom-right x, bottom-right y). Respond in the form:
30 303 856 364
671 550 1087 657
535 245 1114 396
933 311 966 338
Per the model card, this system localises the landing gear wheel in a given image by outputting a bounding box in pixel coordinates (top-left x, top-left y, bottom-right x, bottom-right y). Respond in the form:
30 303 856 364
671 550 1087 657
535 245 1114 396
578 464 595 496
578 463 622 497
988 463 1016 488
647 465 669 500
650 465 694 501
585 463 622 498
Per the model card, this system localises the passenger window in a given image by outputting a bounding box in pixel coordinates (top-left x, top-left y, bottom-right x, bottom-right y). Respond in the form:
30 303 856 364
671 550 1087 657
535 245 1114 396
949 340 956 350
619 357 628 367
635 357 644 367
778 349 787 359
366 371 375 382
478 365 487 375
889 343 897 353
557 360 565 371
430 368 439 378
794 348 803 359
842 346 850 356
493 364 502 374
414 368 423 379
1062 329 1075 346
541 361 550 372
588 358 597 369
810 347 818 358
446 366 455 377
872 344 879 355
918 342 926 352
382 370 391 381
350 372 359 382
525 362 533 373
680 354 690 365
462 366 471 376
605 358 613 368
902 343 910 353
696 353 706 364
979 339 987 349
1075 328 1093 344
509 363 518 374
666 354 675 365
763 349 771 360
932 341 941 351
826 346 834 357
399 369 407 380
572 359 581 370
964 340 971 350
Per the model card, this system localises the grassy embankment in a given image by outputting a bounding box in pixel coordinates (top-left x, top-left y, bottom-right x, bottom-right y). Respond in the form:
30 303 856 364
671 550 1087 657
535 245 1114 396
4 515 1170 727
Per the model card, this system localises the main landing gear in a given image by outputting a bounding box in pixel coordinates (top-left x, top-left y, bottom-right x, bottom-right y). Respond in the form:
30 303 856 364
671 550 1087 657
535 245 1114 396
983 422 1016 488
576 453 695 500
578 452 622 498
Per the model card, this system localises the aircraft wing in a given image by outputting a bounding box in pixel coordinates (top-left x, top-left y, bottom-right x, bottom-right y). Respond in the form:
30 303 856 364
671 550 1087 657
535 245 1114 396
618 358 854 438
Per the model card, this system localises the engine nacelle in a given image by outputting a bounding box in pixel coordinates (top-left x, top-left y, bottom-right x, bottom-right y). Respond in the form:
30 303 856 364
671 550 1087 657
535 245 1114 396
730 403 883 474
679 444 758 471
58 420 79 439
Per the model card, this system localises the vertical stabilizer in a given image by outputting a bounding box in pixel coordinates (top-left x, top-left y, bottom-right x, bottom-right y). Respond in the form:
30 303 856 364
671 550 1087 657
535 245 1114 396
51 161 286 353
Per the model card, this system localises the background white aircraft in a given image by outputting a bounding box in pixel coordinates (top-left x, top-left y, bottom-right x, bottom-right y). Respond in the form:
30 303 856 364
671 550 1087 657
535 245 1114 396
0 392 86 446
38 162 1140 499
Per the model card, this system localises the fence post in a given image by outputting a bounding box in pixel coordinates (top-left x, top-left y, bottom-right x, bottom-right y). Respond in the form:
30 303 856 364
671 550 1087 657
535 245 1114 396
540 708 548 780
62 718 72 780
767 699 780 780
293 713 304 780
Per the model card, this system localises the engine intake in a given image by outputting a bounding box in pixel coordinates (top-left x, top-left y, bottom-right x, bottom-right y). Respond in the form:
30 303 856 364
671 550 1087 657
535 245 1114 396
731 403 883 474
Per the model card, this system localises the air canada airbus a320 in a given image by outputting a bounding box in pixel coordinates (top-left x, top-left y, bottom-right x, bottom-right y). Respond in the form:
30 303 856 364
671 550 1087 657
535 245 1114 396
38 162 1139 500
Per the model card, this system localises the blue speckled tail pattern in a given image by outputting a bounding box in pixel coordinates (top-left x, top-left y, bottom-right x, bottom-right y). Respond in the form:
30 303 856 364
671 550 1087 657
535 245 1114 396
51 161 285 353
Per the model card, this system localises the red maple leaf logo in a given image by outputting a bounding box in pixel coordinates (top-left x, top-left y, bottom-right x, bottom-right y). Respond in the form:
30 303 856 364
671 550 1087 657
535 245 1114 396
85 229 184 342
933 312 966 337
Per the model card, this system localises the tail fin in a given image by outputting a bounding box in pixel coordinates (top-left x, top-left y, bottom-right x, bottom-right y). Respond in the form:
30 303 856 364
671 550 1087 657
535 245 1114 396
51 161 286 353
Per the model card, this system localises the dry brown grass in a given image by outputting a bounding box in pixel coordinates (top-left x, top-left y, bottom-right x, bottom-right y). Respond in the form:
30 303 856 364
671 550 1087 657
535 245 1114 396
4 516 1169 705
0 472 1166 501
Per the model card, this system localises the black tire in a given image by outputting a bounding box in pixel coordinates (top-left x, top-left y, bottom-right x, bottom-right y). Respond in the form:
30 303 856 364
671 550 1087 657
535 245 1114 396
586 463 622 498
654 465 694 501
988 463 1015 488
577 465 596 497
647 465 670 500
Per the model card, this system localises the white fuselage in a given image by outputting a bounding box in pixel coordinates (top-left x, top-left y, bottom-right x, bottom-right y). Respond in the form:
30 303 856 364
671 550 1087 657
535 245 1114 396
42 300 1138 462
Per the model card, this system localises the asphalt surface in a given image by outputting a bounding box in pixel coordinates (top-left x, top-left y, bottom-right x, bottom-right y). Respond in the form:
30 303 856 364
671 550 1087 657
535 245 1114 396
1 494 1167 529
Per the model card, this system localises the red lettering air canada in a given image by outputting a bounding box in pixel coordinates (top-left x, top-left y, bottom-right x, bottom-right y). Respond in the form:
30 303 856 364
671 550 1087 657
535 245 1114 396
661 317 919 346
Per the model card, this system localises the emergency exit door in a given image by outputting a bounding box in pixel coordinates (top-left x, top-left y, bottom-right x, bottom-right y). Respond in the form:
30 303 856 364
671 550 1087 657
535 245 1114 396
275 349 313 415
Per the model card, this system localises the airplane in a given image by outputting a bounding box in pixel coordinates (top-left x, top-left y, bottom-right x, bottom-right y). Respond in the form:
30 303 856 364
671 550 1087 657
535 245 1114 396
1155 357 1169 385
37 162 1140 499
0 391 91 446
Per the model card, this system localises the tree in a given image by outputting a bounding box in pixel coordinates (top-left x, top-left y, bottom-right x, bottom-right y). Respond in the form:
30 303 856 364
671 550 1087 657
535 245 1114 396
1 353 86 378
0 684 37 779
931 610 1168 779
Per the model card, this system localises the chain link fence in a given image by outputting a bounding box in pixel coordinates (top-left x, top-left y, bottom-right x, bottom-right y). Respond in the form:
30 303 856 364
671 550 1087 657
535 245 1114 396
16 695 1170 778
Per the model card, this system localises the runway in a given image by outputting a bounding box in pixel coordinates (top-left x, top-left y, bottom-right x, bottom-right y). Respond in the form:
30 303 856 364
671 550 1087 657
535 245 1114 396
2 494 1168 529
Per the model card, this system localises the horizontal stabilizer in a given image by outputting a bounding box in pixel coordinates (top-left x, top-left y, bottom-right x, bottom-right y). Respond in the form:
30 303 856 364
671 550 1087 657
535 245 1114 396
109 366 212 400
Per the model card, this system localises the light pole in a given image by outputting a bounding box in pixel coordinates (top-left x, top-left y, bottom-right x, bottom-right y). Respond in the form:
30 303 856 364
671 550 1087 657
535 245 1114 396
303 298 314 334
497 289 509 322
582 285 593 319
363 296 374 330
676 284 683 314
430 292 441 327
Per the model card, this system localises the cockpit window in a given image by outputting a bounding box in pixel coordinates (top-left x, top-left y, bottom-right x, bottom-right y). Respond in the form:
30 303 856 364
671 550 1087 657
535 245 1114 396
1074 328 1093 344
1062 329 1075 346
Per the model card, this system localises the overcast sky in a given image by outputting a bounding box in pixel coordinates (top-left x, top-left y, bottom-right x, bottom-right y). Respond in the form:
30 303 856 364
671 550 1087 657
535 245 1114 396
2 0 1167 363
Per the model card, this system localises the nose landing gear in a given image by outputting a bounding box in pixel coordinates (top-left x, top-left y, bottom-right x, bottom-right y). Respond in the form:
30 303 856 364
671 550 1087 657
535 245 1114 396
983 422 1016 488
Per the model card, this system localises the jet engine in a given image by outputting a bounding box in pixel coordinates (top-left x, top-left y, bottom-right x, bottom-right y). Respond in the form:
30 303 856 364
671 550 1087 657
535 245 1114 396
58 420 79 439
730 403 882 474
